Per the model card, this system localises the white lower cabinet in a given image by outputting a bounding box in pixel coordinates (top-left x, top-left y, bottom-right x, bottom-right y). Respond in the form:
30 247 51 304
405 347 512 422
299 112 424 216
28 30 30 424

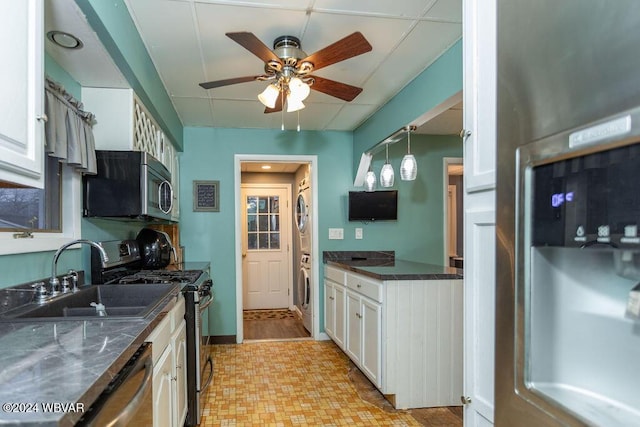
324 265 463 409
345 289 381 388
324 279 345 349
152 346 173 427
146 295 187 427
171 321 187 427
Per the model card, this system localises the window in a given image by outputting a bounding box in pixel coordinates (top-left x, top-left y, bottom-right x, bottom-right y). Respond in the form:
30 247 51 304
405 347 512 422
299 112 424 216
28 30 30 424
0 155 62 232
246 195 281 250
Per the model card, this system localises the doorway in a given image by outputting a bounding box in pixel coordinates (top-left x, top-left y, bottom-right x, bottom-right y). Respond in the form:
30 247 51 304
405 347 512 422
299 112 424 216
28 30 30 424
444 157 464 268
234 155 318 343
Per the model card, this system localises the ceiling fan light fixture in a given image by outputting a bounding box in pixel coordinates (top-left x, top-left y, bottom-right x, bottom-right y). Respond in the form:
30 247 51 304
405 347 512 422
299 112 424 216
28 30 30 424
288 77 310 101
258 84 280 108
286 95 305 112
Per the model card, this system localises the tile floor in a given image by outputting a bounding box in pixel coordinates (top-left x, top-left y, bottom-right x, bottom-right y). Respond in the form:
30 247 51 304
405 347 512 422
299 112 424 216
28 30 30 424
200 340 462 426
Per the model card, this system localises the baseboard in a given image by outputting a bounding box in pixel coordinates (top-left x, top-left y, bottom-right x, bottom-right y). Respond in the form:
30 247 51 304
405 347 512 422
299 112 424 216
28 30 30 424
208 335 236 344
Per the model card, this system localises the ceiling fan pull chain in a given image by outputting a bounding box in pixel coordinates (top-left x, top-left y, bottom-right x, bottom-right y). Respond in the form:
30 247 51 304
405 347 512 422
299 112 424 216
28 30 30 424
281 95 285 131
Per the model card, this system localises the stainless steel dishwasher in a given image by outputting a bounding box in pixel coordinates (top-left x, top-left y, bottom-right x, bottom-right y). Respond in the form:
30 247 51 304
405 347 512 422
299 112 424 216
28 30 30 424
77 343 153 426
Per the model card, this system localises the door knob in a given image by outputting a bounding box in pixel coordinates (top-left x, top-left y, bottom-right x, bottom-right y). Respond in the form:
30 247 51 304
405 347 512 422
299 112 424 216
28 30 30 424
460 396 472 405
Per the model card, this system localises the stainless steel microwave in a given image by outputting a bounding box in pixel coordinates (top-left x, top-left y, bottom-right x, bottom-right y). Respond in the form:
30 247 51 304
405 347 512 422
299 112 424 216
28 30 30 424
83 151 173 221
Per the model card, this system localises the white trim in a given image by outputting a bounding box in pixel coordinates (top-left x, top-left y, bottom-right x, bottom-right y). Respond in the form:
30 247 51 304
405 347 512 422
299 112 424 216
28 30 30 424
234 154 319 343
0 164 82 255
443 157 463 266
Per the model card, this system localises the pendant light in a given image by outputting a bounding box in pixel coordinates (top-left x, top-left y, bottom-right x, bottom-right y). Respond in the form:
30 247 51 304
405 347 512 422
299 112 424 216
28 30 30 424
364 166 377 192
400 127 417 181
380 144 394 187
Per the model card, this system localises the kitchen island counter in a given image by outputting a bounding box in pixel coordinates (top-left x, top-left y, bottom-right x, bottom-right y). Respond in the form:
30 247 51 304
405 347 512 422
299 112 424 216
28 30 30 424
324 251 462 281
0 284 183 427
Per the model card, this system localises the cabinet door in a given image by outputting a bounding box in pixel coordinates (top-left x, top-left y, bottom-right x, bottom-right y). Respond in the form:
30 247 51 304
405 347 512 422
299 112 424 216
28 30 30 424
324 281 336 340
345 291 362 364
333 284 346 350
153 346 173 427
361 298 382 388
172 321 188 427
0 0 44 188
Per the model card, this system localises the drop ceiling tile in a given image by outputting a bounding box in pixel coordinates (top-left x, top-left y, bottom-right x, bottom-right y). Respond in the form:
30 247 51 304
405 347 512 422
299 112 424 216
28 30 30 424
193 0 313 9
172 96 214 127
424 0 462 22
325 103 380 131
357 20 461 105
312 0 435 17
301 12 414 87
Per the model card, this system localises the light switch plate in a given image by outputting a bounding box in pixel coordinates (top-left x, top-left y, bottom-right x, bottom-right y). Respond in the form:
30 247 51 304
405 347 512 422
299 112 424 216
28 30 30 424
355 228 363 239
328 228 344 240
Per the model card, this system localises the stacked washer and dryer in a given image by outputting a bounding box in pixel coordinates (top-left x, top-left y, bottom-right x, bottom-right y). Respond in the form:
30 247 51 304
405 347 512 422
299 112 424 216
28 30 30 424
295 176 312 333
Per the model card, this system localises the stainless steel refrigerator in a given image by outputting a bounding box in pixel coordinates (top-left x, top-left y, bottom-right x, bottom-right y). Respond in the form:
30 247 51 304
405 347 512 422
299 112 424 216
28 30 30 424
495 1 640 425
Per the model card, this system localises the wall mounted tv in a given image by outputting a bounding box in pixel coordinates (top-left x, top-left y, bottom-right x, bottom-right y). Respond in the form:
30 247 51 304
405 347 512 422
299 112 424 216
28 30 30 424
348 190 398 221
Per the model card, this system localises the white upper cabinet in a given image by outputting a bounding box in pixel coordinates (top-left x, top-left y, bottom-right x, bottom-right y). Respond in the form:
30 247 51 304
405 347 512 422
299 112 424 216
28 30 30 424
0 0 45 188
81 87 175 171
463 0 496 192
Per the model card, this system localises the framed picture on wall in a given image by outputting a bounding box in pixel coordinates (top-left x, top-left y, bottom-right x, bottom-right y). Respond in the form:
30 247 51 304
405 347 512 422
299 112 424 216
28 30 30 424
193 180 219 212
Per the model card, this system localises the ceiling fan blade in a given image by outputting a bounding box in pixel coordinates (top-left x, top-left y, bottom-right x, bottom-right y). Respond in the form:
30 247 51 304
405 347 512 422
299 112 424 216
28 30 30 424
264 91 284 114
226 32 282 65
199 75 260 90
300 32 372 72
309 75 363 101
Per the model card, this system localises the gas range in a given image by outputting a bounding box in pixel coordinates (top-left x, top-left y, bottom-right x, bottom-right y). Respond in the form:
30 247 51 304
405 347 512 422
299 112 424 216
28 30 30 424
91 239 213 427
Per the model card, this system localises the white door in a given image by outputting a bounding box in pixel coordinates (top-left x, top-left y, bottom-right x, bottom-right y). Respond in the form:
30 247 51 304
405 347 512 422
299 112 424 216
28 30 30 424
463 0 497 424
241 185 291 310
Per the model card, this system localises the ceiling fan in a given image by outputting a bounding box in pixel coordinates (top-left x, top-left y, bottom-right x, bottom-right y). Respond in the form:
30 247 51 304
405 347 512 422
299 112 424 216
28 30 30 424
199 31 372 113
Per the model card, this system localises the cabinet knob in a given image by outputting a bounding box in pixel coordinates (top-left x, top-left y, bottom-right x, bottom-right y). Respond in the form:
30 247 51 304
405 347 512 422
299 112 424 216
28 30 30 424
356 283 362 288
460 396 472 405
37 114 48 123
355 312 362 319
329 296 335 300
459 129 471 139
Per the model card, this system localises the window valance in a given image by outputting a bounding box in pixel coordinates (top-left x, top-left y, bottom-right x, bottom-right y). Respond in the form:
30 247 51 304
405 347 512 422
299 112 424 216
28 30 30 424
44 77 97 175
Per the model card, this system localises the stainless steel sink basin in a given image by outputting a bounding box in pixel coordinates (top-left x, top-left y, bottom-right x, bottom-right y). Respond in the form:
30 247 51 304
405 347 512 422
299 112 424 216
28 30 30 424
0 284 176 321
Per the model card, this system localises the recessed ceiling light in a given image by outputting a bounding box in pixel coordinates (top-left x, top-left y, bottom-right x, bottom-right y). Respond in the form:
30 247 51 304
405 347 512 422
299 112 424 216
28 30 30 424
47 31 83 50
261 165 272 170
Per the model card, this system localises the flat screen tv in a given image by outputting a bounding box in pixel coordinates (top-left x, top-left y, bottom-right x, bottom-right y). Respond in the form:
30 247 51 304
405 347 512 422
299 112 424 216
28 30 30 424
348 190 398 221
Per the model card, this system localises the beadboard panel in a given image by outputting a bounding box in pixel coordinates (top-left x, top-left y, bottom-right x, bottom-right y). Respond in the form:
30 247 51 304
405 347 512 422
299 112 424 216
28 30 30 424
383 279 463 409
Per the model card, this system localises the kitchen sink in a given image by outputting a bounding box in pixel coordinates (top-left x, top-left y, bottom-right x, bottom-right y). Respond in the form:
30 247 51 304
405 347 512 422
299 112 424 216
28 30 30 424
0 284 177 321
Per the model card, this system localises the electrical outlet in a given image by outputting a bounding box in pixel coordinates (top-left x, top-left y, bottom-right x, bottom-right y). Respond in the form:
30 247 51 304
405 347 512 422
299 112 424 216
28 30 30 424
355 228 363 239
328 228 344 240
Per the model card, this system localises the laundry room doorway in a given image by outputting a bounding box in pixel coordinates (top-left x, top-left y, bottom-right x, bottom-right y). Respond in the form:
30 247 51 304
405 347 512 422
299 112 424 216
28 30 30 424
235 155 319 343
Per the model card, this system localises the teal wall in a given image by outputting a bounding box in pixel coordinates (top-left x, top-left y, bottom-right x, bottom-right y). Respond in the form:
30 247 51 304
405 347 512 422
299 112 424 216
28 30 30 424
180 130 461 337
180 128 353 336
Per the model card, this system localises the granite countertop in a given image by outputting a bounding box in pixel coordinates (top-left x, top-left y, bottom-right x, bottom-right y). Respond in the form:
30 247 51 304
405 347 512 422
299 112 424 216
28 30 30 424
324 251 463 280
0 284 182 427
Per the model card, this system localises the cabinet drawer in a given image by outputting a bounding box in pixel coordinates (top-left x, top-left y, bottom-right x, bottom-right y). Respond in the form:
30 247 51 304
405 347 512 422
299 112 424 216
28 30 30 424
325 265 346 285
346 273 382 303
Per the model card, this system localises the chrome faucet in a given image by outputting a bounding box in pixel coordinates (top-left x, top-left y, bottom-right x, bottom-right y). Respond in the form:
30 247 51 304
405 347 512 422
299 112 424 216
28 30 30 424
50 239 108 295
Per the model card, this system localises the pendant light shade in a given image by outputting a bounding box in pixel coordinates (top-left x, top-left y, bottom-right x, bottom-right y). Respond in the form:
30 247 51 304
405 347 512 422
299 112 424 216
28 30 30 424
400 128 417 181
364 168 377 192
380 144 394 187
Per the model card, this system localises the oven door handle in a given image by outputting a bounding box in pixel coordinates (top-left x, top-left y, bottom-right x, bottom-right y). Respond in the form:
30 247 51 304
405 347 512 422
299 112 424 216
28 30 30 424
96 350 153 427
201 356 214 392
